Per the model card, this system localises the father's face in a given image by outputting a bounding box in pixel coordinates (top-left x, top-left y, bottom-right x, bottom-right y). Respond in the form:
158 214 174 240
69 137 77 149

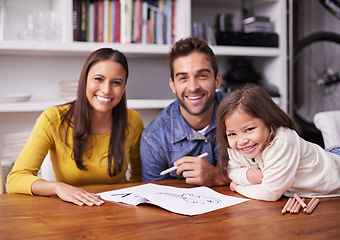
169 52 221 118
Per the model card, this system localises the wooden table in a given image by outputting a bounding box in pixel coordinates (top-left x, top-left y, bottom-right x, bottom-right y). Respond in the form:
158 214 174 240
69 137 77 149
0 180 339 240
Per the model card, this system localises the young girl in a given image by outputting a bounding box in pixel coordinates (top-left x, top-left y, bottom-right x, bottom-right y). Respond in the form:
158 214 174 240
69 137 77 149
7 48 144 206
216 84 340 201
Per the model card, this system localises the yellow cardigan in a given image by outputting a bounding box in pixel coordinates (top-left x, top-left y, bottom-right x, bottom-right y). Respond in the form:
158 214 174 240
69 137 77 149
7 104 144 194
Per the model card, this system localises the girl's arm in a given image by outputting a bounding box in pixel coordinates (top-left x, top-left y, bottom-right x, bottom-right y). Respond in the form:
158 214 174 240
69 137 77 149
227 150 253 186
234 139 299 201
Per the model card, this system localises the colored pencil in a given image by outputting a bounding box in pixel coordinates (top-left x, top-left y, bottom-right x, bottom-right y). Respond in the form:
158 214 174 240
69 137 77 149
293 198 305 213
293 193 307 208
250 158 258 165
286 198 295 213
304 197 317 213
281 198 292 213
159 152 208 175
306 198 320 214
291 200 299 214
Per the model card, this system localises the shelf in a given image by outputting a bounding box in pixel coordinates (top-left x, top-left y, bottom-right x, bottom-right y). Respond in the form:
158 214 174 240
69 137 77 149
0 40 171 57
0 40 280 58
194 0 279 5
0 99 176 113
211 45 280 57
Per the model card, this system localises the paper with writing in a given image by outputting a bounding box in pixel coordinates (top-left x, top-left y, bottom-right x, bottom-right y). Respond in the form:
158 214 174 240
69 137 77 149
98 183 249 216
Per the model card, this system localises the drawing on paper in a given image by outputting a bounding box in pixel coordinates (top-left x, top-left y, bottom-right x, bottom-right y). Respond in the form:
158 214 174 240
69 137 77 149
99 183 250 216
110 192 221 205
158 192 221 204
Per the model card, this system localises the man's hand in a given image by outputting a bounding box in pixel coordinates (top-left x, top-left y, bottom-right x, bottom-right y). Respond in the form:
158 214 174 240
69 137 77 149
246 165 263 184
174 156 227 186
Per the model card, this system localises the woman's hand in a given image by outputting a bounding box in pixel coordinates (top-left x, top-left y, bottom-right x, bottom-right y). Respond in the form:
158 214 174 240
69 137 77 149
55 182 104 206
246 165 263 184
31 180 104 206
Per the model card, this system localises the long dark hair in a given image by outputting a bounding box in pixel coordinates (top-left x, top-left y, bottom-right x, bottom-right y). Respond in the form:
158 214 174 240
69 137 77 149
216 83 300 179
60 48 129 177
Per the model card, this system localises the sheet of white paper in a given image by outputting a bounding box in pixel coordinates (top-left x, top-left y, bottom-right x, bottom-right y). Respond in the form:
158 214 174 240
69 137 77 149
98 183 249 216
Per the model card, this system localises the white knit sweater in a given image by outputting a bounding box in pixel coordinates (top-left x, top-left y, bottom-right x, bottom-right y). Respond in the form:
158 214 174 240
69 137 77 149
227 127 340 201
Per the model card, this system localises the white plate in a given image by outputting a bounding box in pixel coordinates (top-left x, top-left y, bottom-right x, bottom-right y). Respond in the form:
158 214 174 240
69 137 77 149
0 93 32 102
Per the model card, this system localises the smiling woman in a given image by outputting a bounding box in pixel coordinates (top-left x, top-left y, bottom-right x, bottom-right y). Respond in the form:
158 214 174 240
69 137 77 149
86 60 127 135
6 48 144 206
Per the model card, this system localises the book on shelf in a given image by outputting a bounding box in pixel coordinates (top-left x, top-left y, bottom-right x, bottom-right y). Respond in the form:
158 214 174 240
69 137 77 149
72 0 176 44
73 0 77 41
192 22 216 46
115 0 121 43
108 0 114 42
120 0 133 43
132 0 142 43
147 3 156 44
73 0 90 42
156 0 165 45
165 0 173 45
141 1 148 43
104 0 110 42
96 0 104 42
80 0 89 41
88 0 95 42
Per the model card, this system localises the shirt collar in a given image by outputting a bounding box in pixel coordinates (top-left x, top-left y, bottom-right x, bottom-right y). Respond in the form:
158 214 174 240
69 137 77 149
170 97 218 143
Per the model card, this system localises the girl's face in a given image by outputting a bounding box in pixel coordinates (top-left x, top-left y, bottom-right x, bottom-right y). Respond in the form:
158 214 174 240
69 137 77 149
224 109 270 159
86 59 126 118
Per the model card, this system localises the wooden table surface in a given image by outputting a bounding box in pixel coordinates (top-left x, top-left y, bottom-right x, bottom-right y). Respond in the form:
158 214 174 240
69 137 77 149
0 180 339 240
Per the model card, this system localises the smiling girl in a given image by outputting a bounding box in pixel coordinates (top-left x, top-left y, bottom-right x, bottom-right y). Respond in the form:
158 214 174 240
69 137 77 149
216 84 340 201
7 48 144 206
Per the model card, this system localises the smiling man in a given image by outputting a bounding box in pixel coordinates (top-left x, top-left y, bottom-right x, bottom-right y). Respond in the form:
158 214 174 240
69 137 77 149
140 37 228 186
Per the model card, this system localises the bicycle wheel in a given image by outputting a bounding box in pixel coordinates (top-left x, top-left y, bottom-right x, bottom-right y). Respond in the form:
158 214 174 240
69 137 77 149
293 32 340 140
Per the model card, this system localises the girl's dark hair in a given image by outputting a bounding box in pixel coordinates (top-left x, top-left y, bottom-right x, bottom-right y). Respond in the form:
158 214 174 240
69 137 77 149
60 48 129 177
216 83 300 179
168 36 218 79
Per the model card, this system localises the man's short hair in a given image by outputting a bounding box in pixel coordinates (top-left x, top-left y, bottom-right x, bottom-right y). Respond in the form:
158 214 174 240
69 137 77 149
168 36 218 80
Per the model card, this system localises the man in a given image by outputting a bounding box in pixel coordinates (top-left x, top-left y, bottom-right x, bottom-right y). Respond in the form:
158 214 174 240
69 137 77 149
140 37 228 186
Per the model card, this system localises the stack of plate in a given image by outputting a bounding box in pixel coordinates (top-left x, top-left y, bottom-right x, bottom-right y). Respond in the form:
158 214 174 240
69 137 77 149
59 79 78 100
0 93 32 102
1 131 31 182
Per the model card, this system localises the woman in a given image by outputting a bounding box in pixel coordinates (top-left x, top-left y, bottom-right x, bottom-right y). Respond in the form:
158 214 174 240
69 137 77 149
7 48 144 206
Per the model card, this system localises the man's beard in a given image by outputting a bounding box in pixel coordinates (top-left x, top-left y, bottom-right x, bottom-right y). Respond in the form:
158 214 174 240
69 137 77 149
177 92 215 116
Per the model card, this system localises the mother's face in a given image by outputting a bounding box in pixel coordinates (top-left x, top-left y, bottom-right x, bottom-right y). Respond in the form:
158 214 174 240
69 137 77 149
86 59 126 117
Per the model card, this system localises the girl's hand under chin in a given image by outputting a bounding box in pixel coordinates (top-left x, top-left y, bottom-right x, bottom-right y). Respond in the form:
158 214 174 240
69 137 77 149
246 164 263 184
230 182 238 192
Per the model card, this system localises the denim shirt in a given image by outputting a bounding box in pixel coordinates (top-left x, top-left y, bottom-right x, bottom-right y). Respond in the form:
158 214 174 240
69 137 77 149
140 91 226 182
